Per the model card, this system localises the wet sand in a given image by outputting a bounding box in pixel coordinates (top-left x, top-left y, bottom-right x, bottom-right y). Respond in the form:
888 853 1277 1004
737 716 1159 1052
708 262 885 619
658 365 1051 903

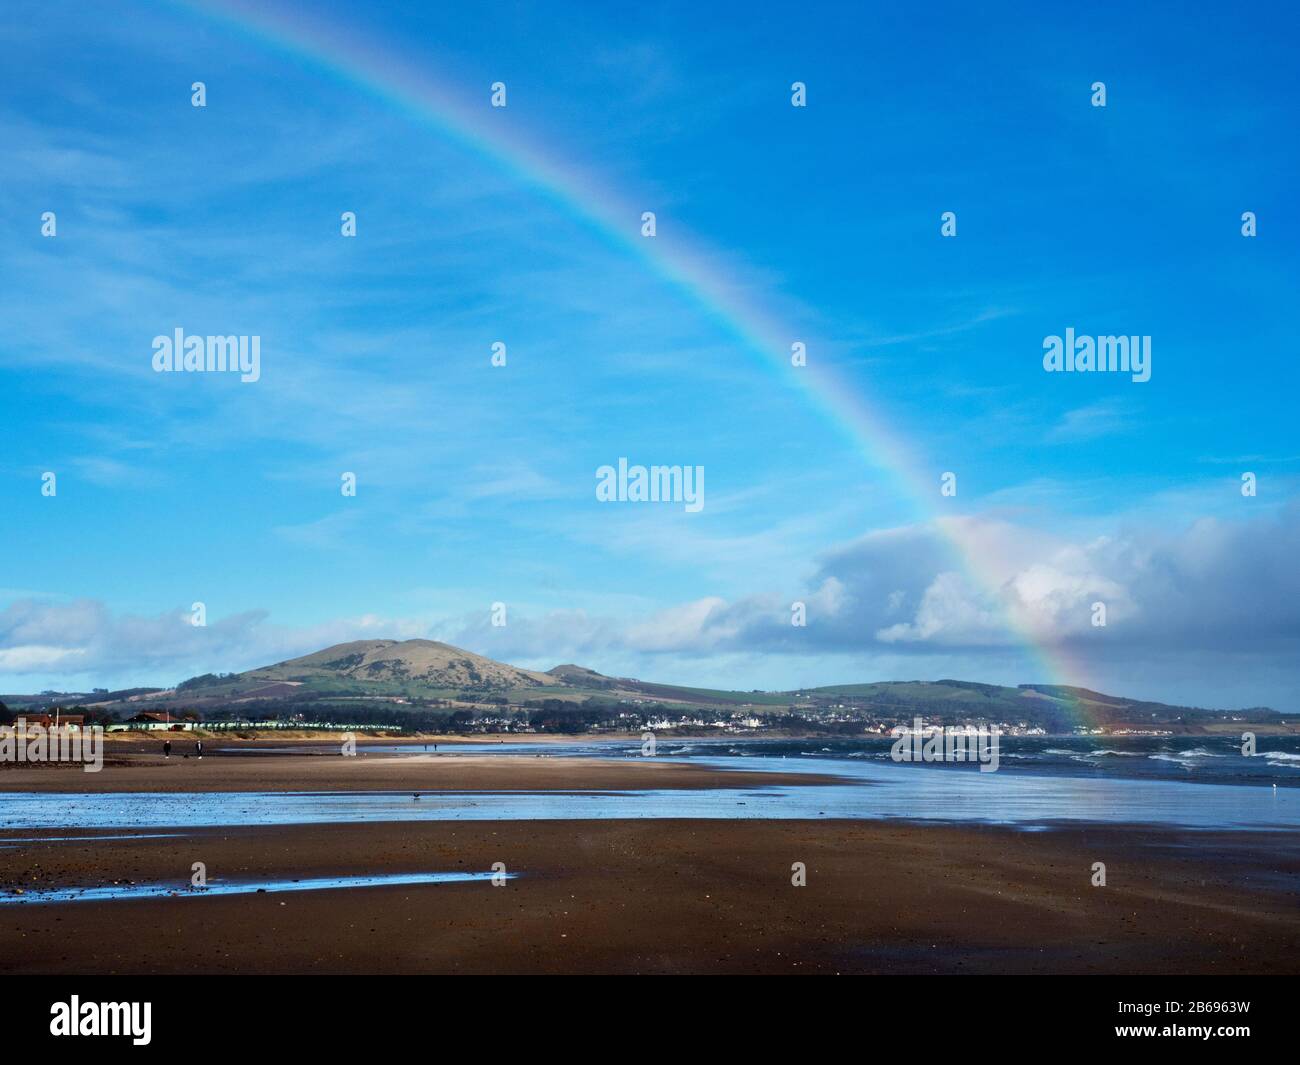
0 750 836 793
1 818 1297 974
2 744 1296 974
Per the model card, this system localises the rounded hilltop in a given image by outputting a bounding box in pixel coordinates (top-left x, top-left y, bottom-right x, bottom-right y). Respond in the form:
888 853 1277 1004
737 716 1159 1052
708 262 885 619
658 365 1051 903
252 639 556 689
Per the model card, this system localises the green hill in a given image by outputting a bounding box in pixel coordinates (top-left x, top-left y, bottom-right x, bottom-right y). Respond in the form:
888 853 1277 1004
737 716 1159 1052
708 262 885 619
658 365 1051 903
17 639 1282 734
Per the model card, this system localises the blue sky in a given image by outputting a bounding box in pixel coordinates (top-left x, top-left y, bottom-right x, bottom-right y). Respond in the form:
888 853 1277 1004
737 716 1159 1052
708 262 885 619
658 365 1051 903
2 0 1298 709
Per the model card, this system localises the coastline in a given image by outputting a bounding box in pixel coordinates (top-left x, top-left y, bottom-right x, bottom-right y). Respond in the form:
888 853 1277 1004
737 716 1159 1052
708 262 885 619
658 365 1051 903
0 750 839 793
2 818 1296 974
2 739 1296 975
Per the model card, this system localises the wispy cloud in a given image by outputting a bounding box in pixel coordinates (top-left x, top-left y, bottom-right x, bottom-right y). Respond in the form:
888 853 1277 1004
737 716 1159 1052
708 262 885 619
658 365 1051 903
1045 400 1130 443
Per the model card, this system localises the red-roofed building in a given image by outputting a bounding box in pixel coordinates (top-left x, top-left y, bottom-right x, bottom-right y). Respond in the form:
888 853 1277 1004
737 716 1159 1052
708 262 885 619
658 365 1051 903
13 713 86 731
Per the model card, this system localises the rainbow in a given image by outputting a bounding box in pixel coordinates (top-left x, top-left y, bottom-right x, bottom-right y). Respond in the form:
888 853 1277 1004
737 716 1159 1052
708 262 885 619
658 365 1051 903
176 0 1093 710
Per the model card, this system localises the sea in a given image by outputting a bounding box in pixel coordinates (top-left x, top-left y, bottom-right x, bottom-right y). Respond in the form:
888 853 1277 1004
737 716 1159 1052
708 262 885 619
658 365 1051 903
2 733 1298 833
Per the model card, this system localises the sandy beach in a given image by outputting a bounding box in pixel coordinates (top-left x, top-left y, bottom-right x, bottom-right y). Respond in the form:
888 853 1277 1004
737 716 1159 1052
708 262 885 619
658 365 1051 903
0 746 836 792
1 817 1297 974
2 742 1297 974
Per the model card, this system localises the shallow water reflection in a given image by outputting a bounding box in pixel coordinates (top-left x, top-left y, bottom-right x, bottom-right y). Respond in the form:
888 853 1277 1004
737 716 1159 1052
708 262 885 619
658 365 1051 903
0 870 510 904
2 756 1296 832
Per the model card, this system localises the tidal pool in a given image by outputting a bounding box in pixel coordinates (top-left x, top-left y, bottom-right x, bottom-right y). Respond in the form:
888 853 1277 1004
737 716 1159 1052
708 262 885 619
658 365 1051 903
0 870 511 904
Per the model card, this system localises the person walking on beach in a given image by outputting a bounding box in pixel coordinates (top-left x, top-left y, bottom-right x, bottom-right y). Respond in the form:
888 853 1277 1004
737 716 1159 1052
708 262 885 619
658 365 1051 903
163 740 171 758
195 739 203 759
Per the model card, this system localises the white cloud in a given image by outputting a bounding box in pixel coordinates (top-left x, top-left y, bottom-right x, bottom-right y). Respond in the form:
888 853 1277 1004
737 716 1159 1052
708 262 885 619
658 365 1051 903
0 599 417 688
0 645 87 671
1045 400 1130 442
3 506 1297 711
